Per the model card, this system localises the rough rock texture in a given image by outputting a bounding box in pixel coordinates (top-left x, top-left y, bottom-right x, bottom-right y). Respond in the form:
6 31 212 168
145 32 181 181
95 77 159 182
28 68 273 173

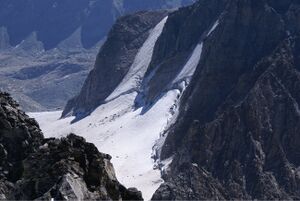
0 92 142 200
0 92 43 184
15 134 143 200
137 0 227 105
152 0 300 200
63 11 168 117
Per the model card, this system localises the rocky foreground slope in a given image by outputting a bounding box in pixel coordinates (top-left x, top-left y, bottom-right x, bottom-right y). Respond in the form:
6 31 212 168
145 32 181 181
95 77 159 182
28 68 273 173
0 92 142 200
62 0 300 200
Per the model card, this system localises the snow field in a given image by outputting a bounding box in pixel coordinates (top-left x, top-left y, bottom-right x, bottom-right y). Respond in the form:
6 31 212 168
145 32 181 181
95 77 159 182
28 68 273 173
30 18 220 200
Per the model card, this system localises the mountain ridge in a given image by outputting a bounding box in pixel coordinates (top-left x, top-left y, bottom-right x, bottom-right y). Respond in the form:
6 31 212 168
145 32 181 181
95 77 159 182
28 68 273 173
152 0 300 199
56 0 300 200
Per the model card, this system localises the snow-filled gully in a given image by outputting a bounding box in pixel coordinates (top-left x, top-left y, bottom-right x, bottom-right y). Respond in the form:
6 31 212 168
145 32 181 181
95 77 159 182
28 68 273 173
30 19 220 200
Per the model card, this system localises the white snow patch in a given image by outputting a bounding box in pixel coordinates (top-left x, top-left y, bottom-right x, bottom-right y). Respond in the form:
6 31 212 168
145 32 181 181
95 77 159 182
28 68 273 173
106 16 168 102
171 19 219 87
172 43 203 86
206 19 219 37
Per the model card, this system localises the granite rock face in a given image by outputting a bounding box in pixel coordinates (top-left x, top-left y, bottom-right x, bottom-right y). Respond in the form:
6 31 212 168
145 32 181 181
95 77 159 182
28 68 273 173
152 0 300 199
0 92 142 200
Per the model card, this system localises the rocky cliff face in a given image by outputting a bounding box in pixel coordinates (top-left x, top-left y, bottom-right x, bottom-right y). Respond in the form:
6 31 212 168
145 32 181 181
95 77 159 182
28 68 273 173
151 0 300 199
153 38 300 200
0 92 142 200
63 11 168 117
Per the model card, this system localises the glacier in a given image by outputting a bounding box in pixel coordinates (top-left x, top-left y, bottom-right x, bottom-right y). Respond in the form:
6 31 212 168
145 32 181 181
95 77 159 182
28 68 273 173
30 18 220 200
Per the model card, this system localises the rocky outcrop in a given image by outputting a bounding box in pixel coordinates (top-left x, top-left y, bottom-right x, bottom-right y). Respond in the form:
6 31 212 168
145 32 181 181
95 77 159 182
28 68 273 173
15 134 143 200
0 92 142 200
152 0 300 200
0 92 43 184
63 11 168 117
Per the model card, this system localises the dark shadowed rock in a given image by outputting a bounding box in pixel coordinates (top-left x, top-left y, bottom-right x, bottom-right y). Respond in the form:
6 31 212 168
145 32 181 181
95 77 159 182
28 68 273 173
152 0 300 200
0 92 142 200
62 11 168 117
